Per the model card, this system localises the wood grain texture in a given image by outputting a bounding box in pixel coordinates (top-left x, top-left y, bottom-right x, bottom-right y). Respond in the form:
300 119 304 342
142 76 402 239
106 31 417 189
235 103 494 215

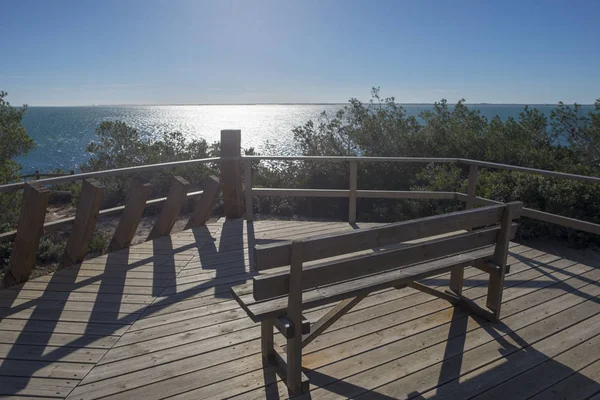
3 182 50 287
234 246 494 321
184 176 222 229
60 178 104 269
147 176 190 240
349 161 357 223
286 240 304 394
253 224 516 300
244 159 253 221
254 204 505 271
487 202 523 318
109 180 152 252
221 129 244 218
1 218 593 400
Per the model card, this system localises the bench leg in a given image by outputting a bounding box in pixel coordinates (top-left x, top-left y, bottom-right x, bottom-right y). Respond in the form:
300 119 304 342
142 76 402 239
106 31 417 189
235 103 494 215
261 320 275 362
486 269 504 321
287 321 304 395
449 266 465 295
286 240 308 395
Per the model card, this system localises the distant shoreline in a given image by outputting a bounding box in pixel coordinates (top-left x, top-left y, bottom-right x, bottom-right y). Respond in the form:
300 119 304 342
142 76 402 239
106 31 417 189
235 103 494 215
24 102 595 108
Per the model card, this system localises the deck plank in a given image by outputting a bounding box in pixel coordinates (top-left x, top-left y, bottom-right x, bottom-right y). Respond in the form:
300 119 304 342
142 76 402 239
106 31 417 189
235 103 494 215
68 245 600 399
0 219 598 399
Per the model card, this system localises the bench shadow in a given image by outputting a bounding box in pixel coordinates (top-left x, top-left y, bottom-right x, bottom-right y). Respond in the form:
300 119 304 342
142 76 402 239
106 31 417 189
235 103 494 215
300 304 600 399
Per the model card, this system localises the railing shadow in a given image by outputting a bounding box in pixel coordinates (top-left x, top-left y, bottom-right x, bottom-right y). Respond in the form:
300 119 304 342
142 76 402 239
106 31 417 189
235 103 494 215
1 220 599 398
0 245 135 397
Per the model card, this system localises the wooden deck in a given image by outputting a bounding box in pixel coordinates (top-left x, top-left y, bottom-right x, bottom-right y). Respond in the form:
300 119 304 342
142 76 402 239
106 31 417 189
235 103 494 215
1 219 600 399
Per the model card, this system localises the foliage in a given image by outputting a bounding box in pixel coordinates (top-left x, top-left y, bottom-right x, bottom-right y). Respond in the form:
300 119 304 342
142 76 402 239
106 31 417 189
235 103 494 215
0 91 34 231
82 121 221 206
552 99 600 167
0 91 34 162
259 88 600 246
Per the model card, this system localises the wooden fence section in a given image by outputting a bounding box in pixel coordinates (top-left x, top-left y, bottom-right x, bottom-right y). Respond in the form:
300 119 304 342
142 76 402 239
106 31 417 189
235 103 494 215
1 129 599 286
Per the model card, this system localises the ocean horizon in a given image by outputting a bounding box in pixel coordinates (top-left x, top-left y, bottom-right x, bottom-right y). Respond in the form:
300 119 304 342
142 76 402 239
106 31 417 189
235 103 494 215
15 103 594 174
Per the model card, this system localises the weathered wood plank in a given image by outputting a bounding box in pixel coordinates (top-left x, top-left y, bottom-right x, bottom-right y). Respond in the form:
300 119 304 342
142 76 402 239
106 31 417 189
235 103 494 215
60 178 105 269
0 359 94 379
349 160 357 223
109 179 152 252
466 163 478 209
104 250 600 400
253 224 515 300
2 182 50 287
254 204 505 271
0 376 77 398
528 357 600 400
184 176 222 229
221 129 244 218
147 176 190 240
487 202 522 319
286 240 304 394
245 158 253 221
66 244 584 398
471 333 600 400
261 319 274 361
450 166 477 295
235 246 494 321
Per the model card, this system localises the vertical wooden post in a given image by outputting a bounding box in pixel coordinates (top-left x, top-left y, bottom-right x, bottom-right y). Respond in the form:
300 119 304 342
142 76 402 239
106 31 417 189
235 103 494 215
466 163 478 210
147 176 190 241
2 182 50 287
60 179 104 269
261 319 275 362
109 179 152 252
287 240 305 394
349 160 358 223
450 163 479 294
245 158 253 221
221 130 244 219
486 201 522 320
184 176 222 229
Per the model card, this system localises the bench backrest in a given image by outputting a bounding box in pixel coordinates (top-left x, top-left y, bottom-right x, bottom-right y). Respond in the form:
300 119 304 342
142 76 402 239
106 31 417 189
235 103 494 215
252 203 522 301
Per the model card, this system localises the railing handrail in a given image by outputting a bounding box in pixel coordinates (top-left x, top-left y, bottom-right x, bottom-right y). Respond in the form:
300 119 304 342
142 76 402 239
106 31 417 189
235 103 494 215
0 157 222 193
2 155 598 194
242 155 461 163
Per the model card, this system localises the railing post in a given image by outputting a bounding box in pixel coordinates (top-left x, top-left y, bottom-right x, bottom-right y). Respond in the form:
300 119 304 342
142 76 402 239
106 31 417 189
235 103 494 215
2 182 50 288
466 163 478 209
185 176 222 229
109 179 152 252
349 161 358 223
60 178 105 269
147 176 190 240
245 158 253 221
450 162 478 294
221 130 244 219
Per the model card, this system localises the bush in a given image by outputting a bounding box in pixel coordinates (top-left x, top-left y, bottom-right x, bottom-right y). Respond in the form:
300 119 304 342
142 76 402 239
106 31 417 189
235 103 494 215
251 88 600 246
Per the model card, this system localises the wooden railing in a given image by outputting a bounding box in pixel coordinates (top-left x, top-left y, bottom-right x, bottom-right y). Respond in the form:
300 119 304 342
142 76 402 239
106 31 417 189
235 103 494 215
1 129 599 287
243 155 600 236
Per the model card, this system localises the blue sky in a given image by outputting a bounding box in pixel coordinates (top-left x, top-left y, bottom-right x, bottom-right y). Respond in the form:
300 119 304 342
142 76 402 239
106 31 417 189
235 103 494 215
2 0 599 105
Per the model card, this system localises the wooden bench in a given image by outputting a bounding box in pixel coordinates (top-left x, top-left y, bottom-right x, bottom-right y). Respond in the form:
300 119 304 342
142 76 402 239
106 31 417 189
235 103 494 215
231 202 522 395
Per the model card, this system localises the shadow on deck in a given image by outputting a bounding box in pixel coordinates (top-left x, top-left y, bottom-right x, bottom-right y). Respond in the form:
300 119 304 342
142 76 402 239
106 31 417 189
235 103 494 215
1 219 600 399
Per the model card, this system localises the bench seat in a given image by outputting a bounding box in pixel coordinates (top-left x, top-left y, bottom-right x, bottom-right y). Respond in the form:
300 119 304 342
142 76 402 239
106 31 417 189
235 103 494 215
232 244 494 322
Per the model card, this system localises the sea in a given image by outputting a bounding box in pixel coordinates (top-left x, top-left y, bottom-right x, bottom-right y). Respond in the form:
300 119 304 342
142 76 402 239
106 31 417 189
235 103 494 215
15 104 594 174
